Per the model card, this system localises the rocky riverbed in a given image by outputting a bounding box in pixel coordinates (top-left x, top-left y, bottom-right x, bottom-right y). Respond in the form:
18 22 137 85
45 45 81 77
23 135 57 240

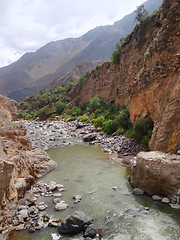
24 119 142 163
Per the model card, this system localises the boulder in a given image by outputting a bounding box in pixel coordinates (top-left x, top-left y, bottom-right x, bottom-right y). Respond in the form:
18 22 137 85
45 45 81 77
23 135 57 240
133 188 144 196
83 134 97 142
73 195 82 203
57 211 93 234
76 122 84 129
129 151 180 203
54 201 68 211
83 224 97 239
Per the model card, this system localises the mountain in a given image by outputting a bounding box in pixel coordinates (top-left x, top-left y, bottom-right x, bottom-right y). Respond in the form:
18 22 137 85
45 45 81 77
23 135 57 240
0 0 163 101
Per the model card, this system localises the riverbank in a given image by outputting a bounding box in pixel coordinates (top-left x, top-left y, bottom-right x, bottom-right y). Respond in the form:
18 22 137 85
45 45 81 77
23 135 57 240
24 119 143 166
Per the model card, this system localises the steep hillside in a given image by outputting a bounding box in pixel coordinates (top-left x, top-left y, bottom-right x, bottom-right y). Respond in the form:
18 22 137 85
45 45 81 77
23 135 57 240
43 62 96 92
0 0 162 101
69 0 180 152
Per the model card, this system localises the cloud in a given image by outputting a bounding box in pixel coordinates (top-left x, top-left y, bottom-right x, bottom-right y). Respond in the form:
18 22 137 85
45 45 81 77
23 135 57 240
0 0 145 67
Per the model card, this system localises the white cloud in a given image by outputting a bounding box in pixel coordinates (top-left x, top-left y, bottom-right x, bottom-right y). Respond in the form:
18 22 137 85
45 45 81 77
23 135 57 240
0 0 146 67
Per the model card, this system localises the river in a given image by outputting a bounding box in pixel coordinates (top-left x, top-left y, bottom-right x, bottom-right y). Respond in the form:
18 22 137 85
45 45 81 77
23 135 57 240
9 121 180 240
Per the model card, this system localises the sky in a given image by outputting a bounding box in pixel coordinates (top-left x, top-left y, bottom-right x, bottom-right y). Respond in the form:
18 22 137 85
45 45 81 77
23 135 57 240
0 0 146 68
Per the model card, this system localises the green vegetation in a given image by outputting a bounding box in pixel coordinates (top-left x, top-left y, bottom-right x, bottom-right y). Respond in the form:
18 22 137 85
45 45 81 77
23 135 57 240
111 50 119 64
19 74 153 148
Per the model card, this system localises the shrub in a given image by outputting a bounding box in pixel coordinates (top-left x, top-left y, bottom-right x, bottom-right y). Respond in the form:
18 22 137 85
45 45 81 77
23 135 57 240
112 50 119 64
94 116 105 129
114 107 132 130
55 101 65 114
67 106 82 116
89 96 102 113
102 120 118 135
78 115 91 123
126 118 154 147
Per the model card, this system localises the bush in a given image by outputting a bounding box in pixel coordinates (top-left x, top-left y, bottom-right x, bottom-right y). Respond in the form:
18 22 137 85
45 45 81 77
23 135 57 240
126 118 154 147
114 107 132 130
112 50 119 64
89 96 102 113
94 116 105 129
55 101 65 114
67 106 82 116
78 115 91 123
102 120 118 135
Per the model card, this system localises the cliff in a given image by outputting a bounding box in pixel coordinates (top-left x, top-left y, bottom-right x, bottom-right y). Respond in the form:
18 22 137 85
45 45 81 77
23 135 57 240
69 0 180 152
0 95 57 238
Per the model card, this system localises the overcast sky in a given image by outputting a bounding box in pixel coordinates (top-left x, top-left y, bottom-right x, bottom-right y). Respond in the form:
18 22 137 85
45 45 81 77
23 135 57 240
0 0 146 67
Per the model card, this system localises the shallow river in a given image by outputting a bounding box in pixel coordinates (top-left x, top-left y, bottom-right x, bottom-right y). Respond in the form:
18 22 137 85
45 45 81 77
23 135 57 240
9 143 180 240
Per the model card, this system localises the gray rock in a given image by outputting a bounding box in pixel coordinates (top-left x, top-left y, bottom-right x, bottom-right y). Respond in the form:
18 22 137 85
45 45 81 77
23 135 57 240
58 211 93 234
83 134 97 142
18 209 28 219
54 201 68 211
37 204 48 211
48 221 59 227
73 195 82 203
53 192 63 197
76 122 84 129
15 224 25 231
152 195 162 201
46 181 58 191
133 188 144 196
83 224 97 239
53 198 61 204
162 197 170 204
28 206 39 215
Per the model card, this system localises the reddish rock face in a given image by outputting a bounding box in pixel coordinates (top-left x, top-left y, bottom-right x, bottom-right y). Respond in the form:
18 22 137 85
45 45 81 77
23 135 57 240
130 151 180 203
69 0 180 152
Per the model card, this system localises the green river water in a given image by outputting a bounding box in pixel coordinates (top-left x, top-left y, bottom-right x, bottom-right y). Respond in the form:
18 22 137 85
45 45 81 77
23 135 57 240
9 143 180 240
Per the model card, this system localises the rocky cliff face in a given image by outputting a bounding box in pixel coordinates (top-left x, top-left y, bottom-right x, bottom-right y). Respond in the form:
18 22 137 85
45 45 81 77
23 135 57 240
69 0 180 152
0 95 57 238
130 151 180 203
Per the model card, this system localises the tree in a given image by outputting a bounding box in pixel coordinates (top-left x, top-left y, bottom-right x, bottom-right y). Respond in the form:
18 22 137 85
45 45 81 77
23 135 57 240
135 5 148 23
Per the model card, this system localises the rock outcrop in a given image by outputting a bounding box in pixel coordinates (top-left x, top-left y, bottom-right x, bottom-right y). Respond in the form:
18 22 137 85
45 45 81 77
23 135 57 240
129 151 180 203
69 0 180 152
0 95 58 238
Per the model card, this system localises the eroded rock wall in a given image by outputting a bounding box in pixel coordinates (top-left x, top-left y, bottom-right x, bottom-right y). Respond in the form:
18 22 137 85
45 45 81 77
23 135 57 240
69 0 180 152
0 95 58 238
129 151 180 203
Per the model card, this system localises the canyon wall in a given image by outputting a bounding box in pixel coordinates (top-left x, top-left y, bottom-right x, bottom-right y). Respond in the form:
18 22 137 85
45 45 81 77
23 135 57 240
0 95 57 238
70 0 180 152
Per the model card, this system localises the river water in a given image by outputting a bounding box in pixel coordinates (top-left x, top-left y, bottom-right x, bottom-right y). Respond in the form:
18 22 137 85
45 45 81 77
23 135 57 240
9 137 180 239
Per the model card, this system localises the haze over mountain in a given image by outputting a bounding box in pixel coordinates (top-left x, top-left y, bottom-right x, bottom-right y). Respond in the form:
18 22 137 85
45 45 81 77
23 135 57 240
0 0 162 101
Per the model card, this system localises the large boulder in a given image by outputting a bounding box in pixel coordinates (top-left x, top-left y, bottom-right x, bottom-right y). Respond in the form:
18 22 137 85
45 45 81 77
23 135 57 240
129 151 180 203
83 134 97 142
57 211 93 234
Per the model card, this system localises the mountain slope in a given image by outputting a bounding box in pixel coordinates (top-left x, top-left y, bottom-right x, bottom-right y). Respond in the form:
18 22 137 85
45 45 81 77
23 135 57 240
69 0 180 152
0 0 163 101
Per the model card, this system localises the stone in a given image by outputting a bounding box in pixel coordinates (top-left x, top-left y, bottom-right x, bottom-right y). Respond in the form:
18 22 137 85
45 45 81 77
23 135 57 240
53 193 62 197
76 122 84 129
130 151 180 204
48 221 59 227
133 188 144 196
53 198 61 204
83 224 97 239
162 197 170 204
28 206 39 215
152 195 162 201
54 201 68 211
73 195 82 203
18 209 28 220
58 211 93 234
46 181 58 191
15 224 25 231
37 204 48 211
83 134 97 142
